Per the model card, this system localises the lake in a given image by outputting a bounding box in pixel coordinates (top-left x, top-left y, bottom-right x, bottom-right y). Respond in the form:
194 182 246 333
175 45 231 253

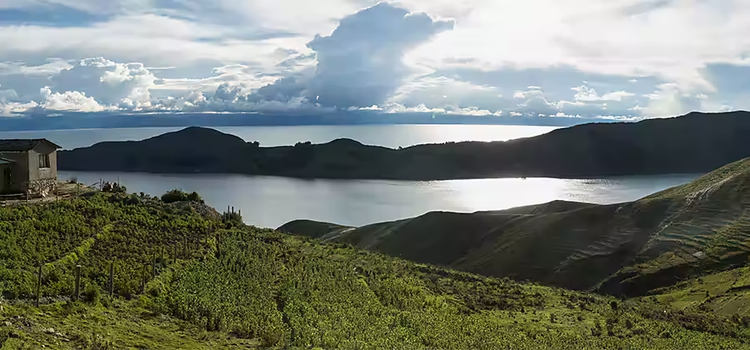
2 124 699 228
58 171 699 228
0 124 558 149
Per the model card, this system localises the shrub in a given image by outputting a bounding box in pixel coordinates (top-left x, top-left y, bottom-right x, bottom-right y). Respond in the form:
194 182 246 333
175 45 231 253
82 283 101 304
186 191 203 203
102 182 127 193
161 189 189 203
161 189 204 204
222 210 243 227
111 183 127 193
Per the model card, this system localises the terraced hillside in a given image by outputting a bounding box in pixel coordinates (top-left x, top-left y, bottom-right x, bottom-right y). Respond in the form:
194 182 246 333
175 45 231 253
280 157 750 298
650 265 750 316
5 192 750 348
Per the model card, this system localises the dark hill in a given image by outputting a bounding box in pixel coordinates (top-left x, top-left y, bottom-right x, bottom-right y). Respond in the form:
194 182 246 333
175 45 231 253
59 111 750 179
279 157 750 298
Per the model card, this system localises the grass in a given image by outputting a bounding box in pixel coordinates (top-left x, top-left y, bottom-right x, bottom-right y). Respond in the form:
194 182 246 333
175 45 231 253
1 191 750 348
0 300 261 349
145 227 750 349
651 265 750 316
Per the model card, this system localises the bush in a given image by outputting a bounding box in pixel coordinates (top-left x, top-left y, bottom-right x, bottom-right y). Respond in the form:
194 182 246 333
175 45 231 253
161 189 189 203
82 283 101 304
187 191 203 203
161 189 204 204
102 182 127 193
222 210 243 227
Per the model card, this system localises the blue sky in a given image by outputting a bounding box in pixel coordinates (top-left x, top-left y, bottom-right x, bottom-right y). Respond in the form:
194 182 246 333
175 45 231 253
0 0 748 120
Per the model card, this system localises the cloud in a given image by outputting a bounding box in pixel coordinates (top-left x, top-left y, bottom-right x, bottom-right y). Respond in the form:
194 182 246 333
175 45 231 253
38 86 107 112
243 2 455 109
641 83 706 118
0 4 110 27
49 57 156 107
304 3 453 107
388 76 504 111
571 85 635 101
1 0 750 121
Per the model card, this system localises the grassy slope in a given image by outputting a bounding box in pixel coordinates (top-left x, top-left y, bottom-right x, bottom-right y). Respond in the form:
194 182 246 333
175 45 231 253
599 157 750 296
650 265 750 317
1 301 261 349
280 157 750 298
0 193 748 348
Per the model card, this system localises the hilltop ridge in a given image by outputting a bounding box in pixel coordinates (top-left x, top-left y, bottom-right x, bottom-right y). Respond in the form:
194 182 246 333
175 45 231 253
59 111 750 179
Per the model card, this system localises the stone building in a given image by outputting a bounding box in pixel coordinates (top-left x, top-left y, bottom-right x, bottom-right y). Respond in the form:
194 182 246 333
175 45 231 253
0 139 61 197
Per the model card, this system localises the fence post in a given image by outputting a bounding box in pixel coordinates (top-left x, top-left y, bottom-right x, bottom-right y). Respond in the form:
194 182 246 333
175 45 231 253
74 265 81 301
109 261 115 298
35 263 42 307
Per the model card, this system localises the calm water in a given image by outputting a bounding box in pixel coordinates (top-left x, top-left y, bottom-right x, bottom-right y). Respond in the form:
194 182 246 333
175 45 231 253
2 125 698 228
59 171 699 228
0 124 558 150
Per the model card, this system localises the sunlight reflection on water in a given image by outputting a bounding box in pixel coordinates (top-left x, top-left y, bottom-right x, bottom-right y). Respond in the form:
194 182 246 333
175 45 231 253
59 172 700 228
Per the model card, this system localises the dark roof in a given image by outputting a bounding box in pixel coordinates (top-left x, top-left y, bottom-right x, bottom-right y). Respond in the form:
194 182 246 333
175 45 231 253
0 139 62 152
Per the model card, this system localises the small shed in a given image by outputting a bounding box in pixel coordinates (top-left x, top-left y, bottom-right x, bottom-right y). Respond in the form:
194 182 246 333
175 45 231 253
0 139 62 197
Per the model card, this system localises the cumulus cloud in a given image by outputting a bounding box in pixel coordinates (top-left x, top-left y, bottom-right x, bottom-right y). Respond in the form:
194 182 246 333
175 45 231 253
39 87 106 112
303 3 454 107
50 57 156 107
571 85 635 102
641 83 706 118
241 2 454 109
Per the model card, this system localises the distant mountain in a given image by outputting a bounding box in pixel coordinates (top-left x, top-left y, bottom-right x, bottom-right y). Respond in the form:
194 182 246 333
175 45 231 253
59 111 750 179
279 157 750 298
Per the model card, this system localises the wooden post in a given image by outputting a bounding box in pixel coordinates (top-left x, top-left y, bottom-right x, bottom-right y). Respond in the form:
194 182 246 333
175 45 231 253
74 265 81 301
35 263 42 307
108 261 114 298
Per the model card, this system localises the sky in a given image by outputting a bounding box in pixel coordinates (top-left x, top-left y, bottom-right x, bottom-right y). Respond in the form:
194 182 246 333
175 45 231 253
0 0 749 120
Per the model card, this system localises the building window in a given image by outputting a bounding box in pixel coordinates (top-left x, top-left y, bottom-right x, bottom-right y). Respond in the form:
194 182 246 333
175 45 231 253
39 154 50 168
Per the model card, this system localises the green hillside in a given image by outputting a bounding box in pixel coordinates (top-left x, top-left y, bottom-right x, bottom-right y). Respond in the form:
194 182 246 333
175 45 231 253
279 157 750 299
2 192 749 348
650 265 750 316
